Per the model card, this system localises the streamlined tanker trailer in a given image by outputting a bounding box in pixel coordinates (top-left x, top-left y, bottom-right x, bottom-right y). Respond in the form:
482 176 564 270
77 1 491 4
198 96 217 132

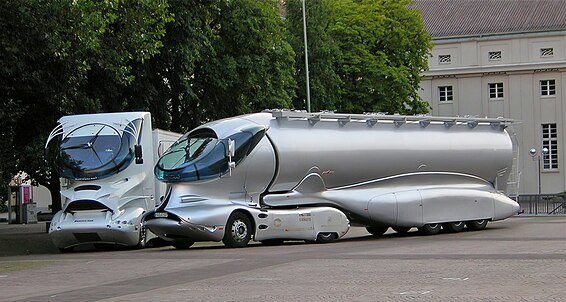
144 110 520 248
45 112 180 252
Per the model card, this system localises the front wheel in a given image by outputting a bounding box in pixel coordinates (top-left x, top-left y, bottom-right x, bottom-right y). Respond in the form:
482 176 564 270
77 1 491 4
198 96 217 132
223 212 252 248
466 220 488 231
135 226 146 249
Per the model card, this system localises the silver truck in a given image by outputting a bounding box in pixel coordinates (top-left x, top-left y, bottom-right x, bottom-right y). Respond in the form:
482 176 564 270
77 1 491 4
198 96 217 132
144 110 520 248
45 112 180 252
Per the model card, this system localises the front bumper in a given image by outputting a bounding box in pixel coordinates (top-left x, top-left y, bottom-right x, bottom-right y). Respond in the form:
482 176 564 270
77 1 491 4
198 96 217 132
144 215 224 242
49 218 140 249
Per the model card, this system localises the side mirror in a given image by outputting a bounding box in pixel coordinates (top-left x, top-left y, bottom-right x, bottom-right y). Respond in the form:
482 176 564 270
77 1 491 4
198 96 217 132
227 139 236 176
135 144 143 164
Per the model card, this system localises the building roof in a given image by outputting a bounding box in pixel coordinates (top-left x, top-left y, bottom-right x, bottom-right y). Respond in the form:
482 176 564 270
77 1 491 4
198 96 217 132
409 0 566 38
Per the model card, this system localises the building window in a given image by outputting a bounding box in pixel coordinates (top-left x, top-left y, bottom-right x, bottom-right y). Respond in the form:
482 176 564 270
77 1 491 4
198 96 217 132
438 55 451 64
489 82 504 100
540 48 554 57
542 123 558 170
489 51 502 61
540 79 556 96
438 86 453 102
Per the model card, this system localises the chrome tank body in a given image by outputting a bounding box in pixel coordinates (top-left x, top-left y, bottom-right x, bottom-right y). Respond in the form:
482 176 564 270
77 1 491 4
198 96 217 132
266 112 513 192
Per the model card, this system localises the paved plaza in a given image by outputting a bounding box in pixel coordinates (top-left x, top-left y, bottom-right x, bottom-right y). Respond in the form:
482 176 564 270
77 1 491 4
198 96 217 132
0 216 565 301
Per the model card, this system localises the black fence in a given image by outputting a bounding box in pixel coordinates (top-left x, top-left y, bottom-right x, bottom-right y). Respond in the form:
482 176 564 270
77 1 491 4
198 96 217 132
516 194 566 215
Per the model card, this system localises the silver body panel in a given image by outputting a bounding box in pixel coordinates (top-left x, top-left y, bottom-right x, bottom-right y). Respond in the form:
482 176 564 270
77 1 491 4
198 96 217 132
146 110 520 245
47 112 180 249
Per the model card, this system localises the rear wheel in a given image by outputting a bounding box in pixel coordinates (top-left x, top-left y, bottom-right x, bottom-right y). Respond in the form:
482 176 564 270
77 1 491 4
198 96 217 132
466 219 488 231
366 225 389 236
172 240 195 249
419 223 441 235
442 221 465 233
58 247 74 253
316 232 338 243
223 212 252 248
392 226 411 234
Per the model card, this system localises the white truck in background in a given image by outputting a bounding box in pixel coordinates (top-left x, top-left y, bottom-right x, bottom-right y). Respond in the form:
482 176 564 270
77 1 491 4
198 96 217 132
45 112 180 252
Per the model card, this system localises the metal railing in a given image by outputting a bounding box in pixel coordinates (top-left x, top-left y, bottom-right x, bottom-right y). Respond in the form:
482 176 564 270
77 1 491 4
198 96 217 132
516 194 566 215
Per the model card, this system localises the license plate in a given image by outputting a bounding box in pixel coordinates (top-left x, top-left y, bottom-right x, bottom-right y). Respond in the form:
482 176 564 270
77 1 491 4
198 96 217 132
155 212 168 218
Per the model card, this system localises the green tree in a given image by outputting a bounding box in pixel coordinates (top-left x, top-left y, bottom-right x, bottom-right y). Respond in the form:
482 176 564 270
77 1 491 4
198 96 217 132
195 0 296 123
0 0 171 211
328 0 431 114
286 0 342 112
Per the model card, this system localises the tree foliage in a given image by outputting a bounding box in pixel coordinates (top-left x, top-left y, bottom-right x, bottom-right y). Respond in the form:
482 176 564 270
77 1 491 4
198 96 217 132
286 0 342 112
0 0 172 210
287 0 431 114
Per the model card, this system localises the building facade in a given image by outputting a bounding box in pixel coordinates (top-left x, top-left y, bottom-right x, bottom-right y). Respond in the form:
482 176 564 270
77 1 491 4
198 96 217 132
412 0 566 196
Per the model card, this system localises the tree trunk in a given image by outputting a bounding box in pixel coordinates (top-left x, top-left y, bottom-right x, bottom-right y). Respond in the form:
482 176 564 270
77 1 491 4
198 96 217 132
48 176 61 214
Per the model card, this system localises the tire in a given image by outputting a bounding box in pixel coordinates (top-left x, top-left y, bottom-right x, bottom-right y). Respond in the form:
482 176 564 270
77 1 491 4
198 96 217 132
59 247 74 253
136 226 146 249
466 219 488 231
172 240 195 249
392 226 411 234
316 232 338 243
366 225 389 236
442 221 465 233
419 223 441 235
223 212 252 248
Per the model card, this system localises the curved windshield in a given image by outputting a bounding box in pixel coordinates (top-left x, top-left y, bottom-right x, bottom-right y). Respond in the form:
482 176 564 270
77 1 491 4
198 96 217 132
155 126 266 183
49 121 139 180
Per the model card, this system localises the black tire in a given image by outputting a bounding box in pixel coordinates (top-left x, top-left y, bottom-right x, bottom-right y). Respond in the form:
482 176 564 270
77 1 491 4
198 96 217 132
316 232 338 243
136 226 146 249
366 225 389 236
419 223 441 235
442 221 465 233
59 247 74 253
392 226 411 234
466 219 488 231
223 212 252 248
260 239 285 246
172 240 195 249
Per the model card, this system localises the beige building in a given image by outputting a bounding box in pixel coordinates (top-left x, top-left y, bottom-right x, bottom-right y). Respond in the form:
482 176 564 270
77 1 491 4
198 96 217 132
412 0 566 196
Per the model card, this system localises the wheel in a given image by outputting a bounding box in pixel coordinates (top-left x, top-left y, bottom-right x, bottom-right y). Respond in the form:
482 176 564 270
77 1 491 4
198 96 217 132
58 247 74 253
222 212 252 248
172 240 195 249
316 232 338 243
135 226 146 249
260 239 285 246
442 221 465 233
466 219 488 231
392 226 411 234
366 225 389 236
419 223 441 235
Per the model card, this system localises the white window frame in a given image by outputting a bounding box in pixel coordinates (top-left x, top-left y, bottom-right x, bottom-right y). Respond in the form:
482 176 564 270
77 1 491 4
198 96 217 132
540 79 556 97
488 82 504 100
542 123 559 170
438 86 453 103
